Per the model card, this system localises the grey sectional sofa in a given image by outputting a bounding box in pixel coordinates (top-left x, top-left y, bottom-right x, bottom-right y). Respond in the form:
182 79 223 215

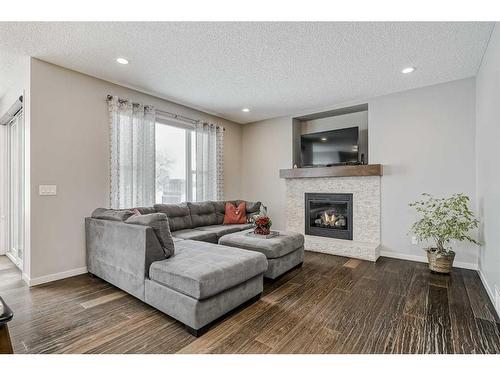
86 200 268 336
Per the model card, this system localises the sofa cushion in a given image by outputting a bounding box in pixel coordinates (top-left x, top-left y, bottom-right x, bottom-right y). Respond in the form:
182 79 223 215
171 229 218 244
91 208 134 222
219 230 305 259
196 223 254 238
154 203 193 232
125 213 175 258
149 240 268 299
187 202 218 227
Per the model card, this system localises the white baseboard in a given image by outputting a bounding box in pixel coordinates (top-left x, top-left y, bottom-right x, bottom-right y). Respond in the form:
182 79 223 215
478 268 500 317
23 266 88 287
379 250 478 271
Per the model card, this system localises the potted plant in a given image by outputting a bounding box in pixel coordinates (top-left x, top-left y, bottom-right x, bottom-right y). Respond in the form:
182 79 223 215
409 193 479 274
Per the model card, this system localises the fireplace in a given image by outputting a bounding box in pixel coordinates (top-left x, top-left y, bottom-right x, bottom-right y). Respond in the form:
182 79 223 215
305 193 353 240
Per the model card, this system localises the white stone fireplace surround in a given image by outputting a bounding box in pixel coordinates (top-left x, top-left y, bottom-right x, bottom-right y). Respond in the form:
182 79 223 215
285 176 381 261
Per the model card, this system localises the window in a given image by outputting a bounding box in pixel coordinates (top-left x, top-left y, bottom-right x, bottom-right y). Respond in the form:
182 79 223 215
155 120 195 203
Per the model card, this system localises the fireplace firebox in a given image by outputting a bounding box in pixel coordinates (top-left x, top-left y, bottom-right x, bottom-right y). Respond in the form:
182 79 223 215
305 193 353 240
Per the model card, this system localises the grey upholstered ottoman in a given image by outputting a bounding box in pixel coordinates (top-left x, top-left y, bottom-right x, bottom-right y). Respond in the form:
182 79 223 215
218 230 305 280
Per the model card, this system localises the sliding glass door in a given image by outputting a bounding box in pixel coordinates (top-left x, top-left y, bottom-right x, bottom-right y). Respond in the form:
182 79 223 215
7 111 24 268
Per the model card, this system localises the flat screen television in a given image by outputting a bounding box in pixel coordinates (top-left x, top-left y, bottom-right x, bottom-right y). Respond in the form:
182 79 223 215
301 127 359 167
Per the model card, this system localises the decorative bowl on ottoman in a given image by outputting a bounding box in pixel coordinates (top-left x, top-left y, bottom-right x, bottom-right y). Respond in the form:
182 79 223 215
254 216 272 235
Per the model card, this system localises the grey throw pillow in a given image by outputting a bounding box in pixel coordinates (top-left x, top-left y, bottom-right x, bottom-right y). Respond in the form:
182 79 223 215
125 213 175 258
91 208 134 222
242 201 262 214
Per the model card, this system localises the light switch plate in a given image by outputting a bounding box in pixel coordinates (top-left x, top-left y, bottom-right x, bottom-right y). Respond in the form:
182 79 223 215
39 185 57 196
411 236 418 245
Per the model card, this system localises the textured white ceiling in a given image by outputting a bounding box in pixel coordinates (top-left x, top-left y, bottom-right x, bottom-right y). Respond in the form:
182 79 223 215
0 22 494 123
0 50 28 105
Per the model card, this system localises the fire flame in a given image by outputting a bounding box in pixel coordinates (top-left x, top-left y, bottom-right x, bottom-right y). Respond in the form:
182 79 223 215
322 212 336 224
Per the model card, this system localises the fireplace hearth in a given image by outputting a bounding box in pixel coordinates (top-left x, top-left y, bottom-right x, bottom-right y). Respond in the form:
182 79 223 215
305 193 353 240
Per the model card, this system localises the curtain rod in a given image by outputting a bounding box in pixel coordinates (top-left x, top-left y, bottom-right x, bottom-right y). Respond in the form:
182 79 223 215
156 108 198 125
107 94 225 131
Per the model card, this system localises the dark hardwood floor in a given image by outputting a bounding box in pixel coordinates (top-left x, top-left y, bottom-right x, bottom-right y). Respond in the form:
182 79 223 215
1 252 499 354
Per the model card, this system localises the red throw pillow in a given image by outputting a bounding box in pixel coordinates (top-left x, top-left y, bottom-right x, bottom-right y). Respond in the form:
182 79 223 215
131 208 142 217
223 202 247 225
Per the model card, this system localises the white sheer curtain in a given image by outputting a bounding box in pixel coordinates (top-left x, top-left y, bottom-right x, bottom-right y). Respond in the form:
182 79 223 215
108 96 156 208
194 121 224 201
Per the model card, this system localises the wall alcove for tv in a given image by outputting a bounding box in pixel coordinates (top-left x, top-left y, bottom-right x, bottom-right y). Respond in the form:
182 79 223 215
291 103 369 168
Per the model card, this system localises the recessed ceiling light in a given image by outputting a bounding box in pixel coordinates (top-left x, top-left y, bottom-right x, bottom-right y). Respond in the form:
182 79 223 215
116 58 129 65
242 108 250 112
402 67 416 74
321 137 328 141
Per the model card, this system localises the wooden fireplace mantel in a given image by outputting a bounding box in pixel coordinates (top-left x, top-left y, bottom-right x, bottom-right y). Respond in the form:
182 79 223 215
279 164 383 179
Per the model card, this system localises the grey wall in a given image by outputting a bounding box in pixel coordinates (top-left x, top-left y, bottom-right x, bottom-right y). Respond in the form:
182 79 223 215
476 23 500 312
370 78 478 266
28 59 243 281
242 78 478 267
241 116 293 231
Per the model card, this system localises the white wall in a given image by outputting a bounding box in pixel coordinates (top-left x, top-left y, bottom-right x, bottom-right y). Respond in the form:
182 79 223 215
242 78 478 268
476 23 500 311
0 55 30 256
370 78 478 267
28 58 243 281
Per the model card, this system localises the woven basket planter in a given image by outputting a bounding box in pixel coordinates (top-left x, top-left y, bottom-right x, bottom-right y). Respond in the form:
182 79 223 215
426 248 455 274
